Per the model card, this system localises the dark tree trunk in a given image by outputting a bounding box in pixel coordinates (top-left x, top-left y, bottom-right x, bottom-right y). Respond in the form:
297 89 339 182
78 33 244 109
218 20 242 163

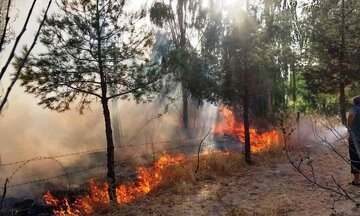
101 98 116 200
96 0 116 200
291 64 297 105
182 87 189 129
177 1 190 133
296 111 300 142
339 0 347 126
243 88 251 164
339 82 347 125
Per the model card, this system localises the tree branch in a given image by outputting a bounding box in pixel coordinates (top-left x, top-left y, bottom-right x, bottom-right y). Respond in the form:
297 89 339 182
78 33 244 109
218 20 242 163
59 83 102 98
0 178 9 212
106 71 165 100
195 128 212 173
0 0 37 81
0 0 11 52
282 124 357 204
0 0 52 112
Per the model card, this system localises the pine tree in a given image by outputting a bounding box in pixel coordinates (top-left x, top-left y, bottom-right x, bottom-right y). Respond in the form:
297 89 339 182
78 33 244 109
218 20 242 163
302 0 360 124
19 0 165 199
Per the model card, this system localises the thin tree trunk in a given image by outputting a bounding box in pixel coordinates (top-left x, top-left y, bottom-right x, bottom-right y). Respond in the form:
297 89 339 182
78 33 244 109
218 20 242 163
339 0 347 126
296 111 300 142
243 87 251 164
96 0 116 200
291 64 297 105
102 98 116 200
182 85 189 129
339 82 347 125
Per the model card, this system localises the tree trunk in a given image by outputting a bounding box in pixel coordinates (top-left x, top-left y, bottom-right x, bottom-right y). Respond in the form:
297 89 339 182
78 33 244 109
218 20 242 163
101 98 116 200
177 1 190 134
112 98 122 146
182 84 191 139
182 86 189 129
339 82 347 125
243 88 251 164
339 0 347 126
96 0 116 200
296 111 300 142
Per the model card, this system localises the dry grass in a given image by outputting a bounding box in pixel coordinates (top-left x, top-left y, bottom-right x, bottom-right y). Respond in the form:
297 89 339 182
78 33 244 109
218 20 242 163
100 141 360 216
92 148 289 216
225 201 296 216
87 120 360 216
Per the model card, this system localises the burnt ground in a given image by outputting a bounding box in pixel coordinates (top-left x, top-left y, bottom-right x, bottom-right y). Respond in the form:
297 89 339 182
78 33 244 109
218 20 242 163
102 141 360 216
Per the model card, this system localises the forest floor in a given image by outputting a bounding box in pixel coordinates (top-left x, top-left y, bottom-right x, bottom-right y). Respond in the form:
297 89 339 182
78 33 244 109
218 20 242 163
100 139 360 216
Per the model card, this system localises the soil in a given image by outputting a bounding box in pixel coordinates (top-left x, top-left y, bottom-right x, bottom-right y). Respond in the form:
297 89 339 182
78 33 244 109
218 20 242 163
105 141 360 216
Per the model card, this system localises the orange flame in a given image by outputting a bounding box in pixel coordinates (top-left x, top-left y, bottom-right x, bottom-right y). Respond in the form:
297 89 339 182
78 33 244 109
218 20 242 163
116 153 184 204
213 106 280 153
43 153 185 216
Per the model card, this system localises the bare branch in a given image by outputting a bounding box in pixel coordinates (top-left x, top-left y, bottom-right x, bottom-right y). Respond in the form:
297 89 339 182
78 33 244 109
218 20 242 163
0 0 53 112
195 128 212 173
282 123 357 203
0 0 11 52
0 0 37 81
0 178 9 212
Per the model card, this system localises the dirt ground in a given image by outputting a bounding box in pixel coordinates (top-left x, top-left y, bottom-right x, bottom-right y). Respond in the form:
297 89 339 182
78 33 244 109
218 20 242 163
102 141 360 216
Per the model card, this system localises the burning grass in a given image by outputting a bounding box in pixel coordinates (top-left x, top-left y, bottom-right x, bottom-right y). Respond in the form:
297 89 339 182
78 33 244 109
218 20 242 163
43 150 246 214
101 148 288 216
43 153 185 215
43 146 290 216
43 146 288 216
213 106 281 153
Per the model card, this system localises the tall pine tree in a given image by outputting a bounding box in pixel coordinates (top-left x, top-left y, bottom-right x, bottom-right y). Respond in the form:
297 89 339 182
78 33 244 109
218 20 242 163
19 0 165 199
302 0 360 124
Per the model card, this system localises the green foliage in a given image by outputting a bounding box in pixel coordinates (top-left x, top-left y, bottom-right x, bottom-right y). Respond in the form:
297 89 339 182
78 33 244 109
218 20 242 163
347 82 360 100
207 2 286 124
149 0 219 109
219 10 267 104
19 0 164 113
150 2 173 27
285 0 360 122
301 0 360 105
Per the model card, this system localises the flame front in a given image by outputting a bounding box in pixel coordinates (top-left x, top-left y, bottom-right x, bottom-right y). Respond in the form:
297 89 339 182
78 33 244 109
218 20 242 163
213 106 280 153
43 153 184 216
116 153 184 204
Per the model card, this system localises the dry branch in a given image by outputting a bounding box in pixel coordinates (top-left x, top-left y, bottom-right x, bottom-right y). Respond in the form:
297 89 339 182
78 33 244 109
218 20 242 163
0 0 52 111
282 121 359 205
0 0 37 81
0 178 9 214
0 0 11 52
195 128 212 174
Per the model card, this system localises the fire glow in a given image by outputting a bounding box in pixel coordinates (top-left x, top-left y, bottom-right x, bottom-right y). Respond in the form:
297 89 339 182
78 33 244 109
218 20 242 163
43 153 185 216
213 106 280 153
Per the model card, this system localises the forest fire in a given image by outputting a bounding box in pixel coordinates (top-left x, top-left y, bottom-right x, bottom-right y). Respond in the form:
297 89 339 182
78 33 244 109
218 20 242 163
213 106 280 153
43 153 185 216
